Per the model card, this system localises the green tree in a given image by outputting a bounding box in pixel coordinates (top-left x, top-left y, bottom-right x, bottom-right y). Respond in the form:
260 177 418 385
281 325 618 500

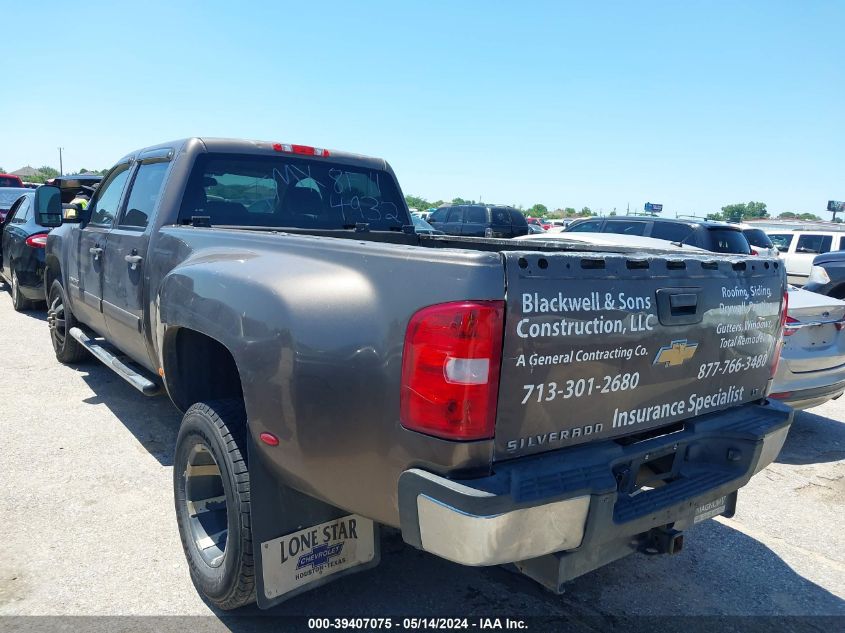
0 167 5 173
581 206 593 216
609 210 617 216
38 166 60 178
528 203 548 216
563 207 577 217
404 194 431 211
718 201 768 222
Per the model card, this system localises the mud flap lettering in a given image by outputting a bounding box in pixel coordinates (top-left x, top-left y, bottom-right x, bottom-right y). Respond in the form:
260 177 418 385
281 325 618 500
261 514 376 600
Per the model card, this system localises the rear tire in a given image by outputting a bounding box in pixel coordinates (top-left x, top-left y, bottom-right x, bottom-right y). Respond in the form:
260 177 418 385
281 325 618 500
174 400 255 610
10 270 32 312
47 280 88 363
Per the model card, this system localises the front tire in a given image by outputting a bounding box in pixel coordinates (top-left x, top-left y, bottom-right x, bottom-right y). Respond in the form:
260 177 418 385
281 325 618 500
47 280 88 363
174 400 255 610
11 270 32 312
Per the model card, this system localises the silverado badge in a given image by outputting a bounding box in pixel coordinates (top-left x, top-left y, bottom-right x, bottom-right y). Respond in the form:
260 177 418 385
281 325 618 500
653 339 699 367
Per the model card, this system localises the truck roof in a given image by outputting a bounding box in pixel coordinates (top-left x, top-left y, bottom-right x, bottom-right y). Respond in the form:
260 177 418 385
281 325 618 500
115 137 389 171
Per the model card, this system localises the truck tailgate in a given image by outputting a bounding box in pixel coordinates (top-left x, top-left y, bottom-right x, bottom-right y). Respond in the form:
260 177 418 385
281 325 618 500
496 250 785 459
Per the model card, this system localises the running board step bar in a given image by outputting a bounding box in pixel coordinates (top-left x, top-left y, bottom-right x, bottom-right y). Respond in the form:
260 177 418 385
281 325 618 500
68 327 162 396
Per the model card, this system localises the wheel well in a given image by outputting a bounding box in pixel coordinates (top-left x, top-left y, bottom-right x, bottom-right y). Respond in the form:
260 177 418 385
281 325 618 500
44 256 62 294
164 328 244 412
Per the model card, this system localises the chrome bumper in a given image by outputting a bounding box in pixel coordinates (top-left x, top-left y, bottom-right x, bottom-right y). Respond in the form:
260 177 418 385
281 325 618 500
398 401 792 568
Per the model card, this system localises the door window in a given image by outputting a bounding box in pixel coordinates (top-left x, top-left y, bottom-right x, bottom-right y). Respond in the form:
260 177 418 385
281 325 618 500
118 162 169 230
795 234 832 255
8 197 29 224
88 165 131 227
428 208 448 223
446 206 465 223
767 233 794 251
566 219 602 232
465 206 487 224
602 220 647 236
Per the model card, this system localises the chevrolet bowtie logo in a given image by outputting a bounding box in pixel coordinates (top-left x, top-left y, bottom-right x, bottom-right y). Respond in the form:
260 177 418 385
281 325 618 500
654 340 699 367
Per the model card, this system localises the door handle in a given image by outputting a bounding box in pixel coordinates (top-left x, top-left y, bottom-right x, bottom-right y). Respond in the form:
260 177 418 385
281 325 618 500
89 246 103 260
125 254 144 270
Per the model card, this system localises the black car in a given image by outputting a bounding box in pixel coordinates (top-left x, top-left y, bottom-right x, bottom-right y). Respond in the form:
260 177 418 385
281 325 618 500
0 190 50 310
802 251 845 299
427 204 529 238
564 216 751 254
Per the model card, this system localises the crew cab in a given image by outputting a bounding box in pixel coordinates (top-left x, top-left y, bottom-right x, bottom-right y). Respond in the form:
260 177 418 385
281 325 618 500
36 137 792 610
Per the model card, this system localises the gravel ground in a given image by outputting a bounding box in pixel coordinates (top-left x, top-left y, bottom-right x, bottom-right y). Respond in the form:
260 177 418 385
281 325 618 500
0 286 843 626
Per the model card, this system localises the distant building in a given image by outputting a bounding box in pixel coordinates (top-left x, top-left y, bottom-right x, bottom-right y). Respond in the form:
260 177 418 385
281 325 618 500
10 166 40 178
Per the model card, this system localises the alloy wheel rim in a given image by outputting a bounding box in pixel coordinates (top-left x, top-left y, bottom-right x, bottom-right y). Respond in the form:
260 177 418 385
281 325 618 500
47 295 67 348
184 443 229 568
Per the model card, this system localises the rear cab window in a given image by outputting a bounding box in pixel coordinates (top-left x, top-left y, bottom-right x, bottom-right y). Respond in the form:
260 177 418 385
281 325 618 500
179 154 406 231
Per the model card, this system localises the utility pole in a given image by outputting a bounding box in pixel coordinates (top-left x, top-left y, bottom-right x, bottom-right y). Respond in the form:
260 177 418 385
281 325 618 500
57 147 64 176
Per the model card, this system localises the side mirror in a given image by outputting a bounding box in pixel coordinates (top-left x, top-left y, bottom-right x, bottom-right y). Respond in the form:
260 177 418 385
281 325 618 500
34 185 63 228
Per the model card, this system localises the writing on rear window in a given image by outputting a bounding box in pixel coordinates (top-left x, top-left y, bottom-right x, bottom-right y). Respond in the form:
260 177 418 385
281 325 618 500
180 154 406 231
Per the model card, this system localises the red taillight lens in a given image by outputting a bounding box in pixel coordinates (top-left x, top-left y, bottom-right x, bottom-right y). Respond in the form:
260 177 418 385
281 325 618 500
750 248 759 256
783 316 799 337
272 142 330 157
25 234 48 248
400 301 504 440
769 290 790 381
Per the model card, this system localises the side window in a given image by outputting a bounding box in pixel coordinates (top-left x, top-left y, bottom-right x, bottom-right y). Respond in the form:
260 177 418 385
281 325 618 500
8 197 28 224
447 206 465 223
651 222 694 242
20 198 33 222
466 207 487 224
509 210 527 226
492 207 511 224
428 208 448 223
567 219 602 232
118 162 169 230
767 233 793 251
603 220 647 236
796 234 832 255
88 165 131 227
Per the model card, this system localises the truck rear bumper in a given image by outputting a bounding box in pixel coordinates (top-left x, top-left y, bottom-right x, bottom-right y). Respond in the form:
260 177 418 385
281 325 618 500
398 401 792 572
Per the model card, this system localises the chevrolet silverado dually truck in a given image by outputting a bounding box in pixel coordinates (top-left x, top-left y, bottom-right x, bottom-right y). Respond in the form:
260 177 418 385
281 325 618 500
34 137 792 609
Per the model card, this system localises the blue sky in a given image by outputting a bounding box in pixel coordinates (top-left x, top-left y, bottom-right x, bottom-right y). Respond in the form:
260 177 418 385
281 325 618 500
2 1 842 217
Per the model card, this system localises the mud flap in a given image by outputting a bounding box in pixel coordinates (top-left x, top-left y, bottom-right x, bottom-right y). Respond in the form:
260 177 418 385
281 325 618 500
249 433 380 609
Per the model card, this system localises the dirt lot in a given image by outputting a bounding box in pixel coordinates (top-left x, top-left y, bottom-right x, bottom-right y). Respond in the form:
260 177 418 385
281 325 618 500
0 287 843 624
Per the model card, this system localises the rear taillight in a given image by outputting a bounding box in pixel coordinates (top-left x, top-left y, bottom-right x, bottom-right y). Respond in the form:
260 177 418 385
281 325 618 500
769 290 789 381
783 316 799 336
750 248 759 256
25 234 48 248
400 300 504 440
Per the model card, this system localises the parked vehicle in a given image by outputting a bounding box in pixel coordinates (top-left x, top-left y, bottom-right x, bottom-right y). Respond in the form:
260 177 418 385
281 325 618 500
0 174 24 188
38 137 790 610
802 251 845 299
769 286 845 409
526 223 546 234
0 189 53 310
427 203 529 238
766 230 845 286
737 224 778 257
566 217 752 255
411 214 443 235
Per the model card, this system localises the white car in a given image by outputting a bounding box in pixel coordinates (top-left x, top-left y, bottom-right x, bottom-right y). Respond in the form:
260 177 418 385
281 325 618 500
766 230 845 286
770 286 845 409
